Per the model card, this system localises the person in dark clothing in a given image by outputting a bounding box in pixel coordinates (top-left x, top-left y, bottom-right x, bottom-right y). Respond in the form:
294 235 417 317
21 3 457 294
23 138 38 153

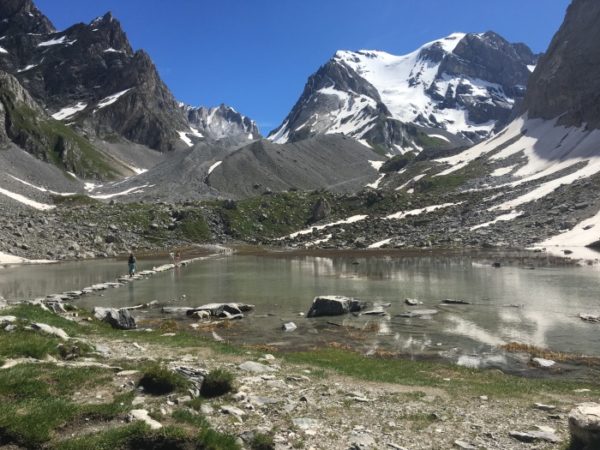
128 253 137 277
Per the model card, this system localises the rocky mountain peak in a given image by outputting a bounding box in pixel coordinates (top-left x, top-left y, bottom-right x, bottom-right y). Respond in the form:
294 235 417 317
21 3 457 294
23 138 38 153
0 0 54 35
524 0 600 129
183 103 261 142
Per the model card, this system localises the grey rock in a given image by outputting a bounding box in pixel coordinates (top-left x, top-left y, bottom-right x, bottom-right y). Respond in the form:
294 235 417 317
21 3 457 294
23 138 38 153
238 361 277 374
93 307 137 330
307 295 367 318
569 403 600 448
282 322 297 332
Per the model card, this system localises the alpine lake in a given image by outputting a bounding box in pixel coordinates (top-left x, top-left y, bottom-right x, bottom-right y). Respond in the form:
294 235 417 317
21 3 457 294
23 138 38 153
2 248 600 378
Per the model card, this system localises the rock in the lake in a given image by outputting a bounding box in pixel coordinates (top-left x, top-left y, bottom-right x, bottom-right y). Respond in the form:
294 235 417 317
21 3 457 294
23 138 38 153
532 357 556 368
282 322 297 332
397 309 439 318
580 313 600 323
569 402 600 448
307 295 367 318
404 298 422 306
93 307 137 330
442 299 471 305
186 303 254 319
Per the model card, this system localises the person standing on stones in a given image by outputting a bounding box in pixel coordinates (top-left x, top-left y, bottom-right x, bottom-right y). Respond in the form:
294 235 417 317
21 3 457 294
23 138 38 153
128 252 137 277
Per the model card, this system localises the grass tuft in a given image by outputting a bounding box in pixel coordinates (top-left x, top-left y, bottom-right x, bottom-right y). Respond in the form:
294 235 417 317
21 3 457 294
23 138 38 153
138 364 190 395
200 369 235 398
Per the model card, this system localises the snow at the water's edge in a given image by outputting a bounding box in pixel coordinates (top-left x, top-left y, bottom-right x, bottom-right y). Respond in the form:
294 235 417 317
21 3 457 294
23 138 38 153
0 251 54 266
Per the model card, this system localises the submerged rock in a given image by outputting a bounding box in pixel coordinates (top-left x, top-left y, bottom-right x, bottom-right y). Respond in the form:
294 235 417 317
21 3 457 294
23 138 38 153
397 309 439 318
569 402 600 448
307 295 366 318
442 299 471 305
93 307 137 330
186 303 254 319
580 313 600 323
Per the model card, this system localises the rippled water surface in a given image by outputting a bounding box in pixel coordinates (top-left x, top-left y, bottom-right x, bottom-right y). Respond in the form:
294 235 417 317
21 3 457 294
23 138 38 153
3 253 600 369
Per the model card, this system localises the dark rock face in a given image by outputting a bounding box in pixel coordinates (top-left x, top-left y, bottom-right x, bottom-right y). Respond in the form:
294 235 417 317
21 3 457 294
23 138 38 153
0 0 54 35
93 307 137 330
309 197 332 224
525 0 600 129
0 71 120 178
0 3 259 155
270 32 537 154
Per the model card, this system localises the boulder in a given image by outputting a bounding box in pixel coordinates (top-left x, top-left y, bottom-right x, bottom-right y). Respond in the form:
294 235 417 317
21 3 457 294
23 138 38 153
282 322 297 332
532 357 556 368
569 403 600 449
307 295 366 318
93 307 137 330
127 409 162 430
186 303 254 319
238 361 277 374
580 313 600 323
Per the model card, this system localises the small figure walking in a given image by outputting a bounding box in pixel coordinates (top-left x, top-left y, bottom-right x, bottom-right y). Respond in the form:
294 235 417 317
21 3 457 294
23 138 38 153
128 252 137 277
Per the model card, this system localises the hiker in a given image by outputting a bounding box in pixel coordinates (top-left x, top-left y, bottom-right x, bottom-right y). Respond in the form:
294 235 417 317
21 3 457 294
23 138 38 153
128 252 137 277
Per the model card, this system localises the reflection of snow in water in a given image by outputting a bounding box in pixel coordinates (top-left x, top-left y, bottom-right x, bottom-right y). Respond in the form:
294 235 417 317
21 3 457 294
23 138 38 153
444 315 505 347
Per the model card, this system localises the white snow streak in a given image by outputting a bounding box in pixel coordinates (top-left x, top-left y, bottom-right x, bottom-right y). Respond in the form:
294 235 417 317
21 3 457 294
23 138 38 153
90 185 149 200
368 238 392 249
177 131 193 147
95 89 131 110
52 102 87 120
37 36 76 47
0 186 55 210
207 161 222 175
284 215 368 239
470 211 523 231
385 202 458 220
0 46 8 54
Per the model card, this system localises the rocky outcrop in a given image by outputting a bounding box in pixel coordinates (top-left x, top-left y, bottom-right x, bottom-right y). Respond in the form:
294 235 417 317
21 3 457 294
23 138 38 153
524 0 600 130
183 104 260 142
0 71 121 179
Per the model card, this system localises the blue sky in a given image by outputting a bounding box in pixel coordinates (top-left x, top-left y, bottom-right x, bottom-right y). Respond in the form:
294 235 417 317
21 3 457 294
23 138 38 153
36 0 571 135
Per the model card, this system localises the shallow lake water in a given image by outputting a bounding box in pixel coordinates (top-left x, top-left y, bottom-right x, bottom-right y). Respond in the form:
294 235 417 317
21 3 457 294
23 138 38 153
2 252 600 373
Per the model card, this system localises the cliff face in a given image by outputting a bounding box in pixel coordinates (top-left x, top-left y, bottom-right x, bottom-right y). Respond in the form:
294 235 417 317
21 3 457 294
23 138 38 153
525 0 600 129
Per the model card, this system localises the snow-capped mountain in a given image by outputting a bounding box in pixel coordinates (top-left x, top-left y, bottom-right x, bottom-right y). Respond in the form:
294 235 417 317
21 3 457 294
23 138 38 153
181 104 260 145
269 32 537 154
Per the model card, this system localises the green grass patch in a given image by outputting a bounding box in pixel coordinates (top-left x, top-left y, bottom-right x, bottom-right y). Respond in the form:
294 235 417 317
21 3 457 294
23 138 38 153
250 432 275 450
0 364 122 448
200 369 235 399
51 194 99 206
138 364 190 395
283 348 600 399
171 408 208 428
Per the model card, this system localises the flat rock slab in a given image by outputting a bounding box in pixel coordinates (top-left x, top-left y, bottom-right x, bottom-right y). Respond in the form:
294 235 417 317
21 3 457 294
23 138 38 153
509 428 560 443
307 295 366 318
442 299 470 305
239 361 277 374
186 303 254 319
32 322 69 340
293 418 320 430
128 409 162 430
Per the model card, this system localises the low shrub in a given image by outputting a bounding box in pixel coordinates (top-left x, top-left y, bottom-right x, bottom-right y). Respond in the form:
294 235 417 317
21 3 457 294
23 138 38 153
138 364 189 395
200 369 234 398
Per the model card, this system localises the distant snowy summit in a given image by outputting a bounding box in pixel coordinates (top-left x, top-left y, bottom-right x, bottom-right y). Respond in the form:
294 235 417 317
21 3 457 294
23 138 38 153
269 32 538 155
